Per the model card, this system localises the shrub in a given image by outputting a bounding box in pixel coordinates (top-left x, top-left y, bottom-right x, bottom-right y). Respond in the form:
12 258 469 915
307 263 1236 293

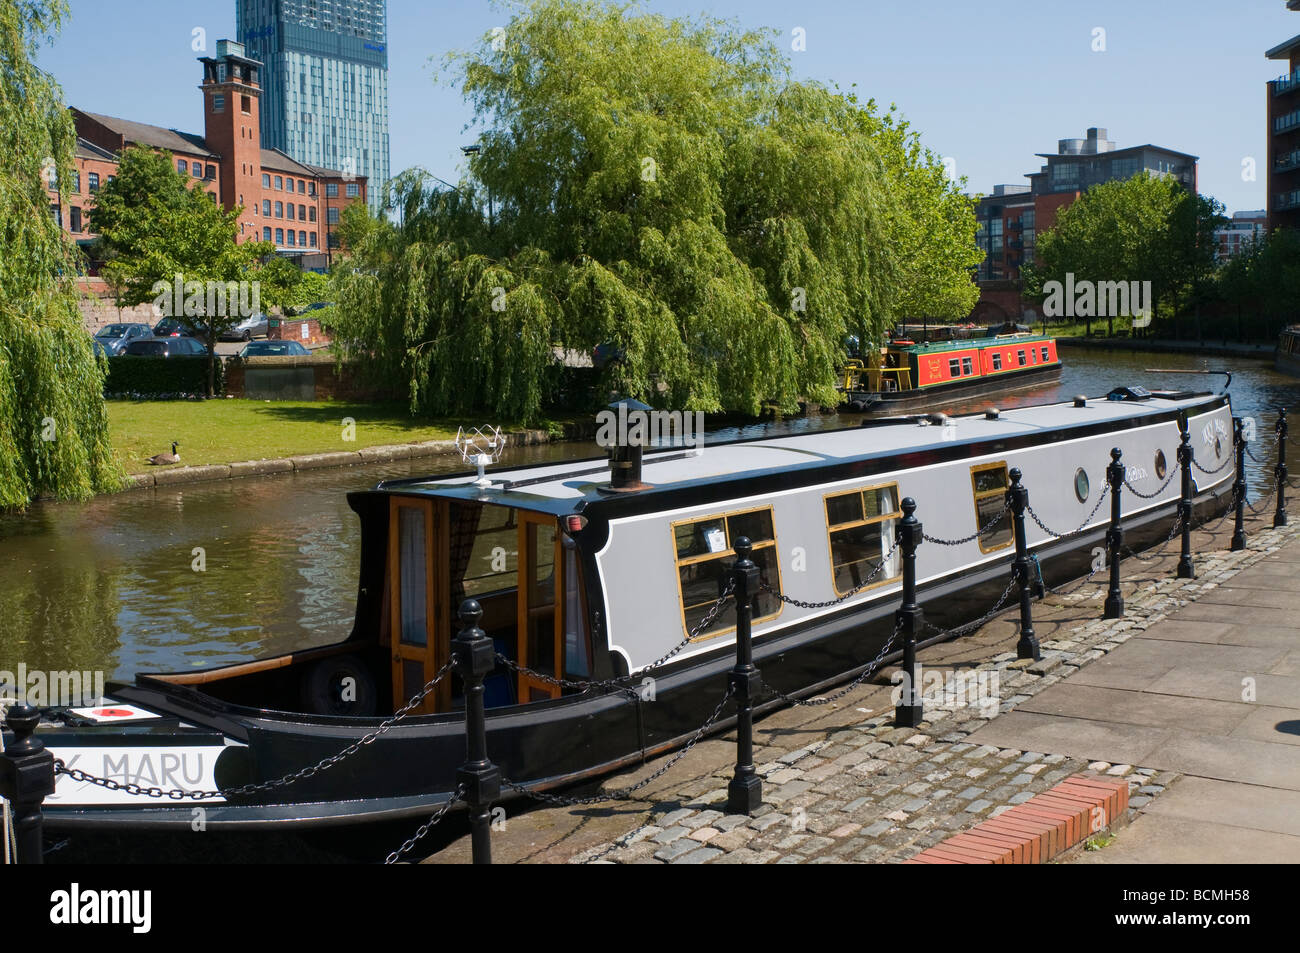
104 356 224 398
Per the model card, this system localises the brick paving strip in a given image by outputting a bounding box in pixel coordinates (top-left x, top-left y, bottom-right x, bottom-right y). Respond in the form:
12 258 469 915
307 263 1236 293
422 506 1296 865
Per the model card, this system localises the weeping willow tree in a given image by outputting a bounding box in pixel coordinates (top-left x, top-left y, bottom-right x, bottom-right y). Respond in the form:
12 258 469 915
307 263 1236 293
0 0 121 507
332 0 979 422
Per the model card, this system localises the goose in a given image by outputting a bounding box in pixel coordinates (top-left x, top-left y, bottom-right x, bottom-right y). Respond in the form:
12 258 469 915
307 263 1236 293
147 442 180 466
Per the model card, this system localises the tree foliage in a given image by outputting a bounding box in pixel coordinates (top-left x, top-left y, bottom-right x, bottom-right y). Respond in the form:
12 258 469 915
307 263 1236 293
0 0 121 507
331 0 980 422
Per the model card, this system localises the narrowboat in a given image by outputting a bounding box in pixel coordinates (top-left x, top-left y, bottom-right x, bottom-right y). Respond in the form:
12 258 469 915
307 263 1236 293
23 388 1234 832
1276 326 1300 377
840 331 1062 413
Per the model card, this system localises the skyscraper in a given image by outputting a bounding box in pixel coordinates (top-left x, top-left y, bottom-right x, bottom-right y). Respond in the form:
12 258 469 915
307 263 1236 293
237 0 389 215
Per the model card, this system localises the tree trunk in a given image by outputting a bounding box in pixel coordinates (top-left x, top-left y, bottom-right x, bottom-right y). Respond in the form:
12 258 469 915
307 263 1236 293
207 333 216 399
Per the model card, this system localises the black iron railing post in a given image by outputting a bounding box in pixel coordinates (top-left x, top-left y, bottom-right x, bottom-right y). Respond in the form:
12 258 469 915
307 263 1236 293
726 537 762 816
894 498 925 727
1104 448 1126 619
0 702 57 864
453 599 499 865
1275 409 1289 529
1007 469 1040 661
1231 417 1247 552
1177 427 1196 579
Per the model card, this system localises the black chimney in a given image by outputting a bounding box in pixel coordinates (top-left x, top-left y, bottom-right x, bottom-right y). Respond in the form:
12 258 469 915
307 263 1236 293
601 397 653 493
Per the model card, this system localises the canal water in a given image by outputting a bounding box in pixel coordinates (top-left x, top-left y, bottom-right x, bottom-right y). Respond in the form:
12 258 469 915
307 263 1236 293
3 347 1298 684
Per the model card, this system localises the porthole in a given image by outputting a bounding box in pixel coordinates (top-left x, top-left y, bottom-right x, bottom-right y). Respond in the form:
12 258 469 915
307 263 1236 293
1074 467 1090 503
1154 449 1167 480
1215 436 1223 459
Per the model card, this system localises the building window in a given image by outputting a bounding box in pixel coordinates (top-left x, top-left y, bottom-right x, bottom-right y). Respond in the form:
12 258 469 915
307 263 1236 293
346 182 359 198
672 507 781 639
327 207 339 224
298 179 306 193
178 159 188 174
275 228 284 244
308 207 317 222
310 231 317 247
50 204 61 227
275 201 283 217
71 171 80 193
88 173 99 192
192 165 202 178
213 94 225 112
70 206 82 232
287 230 296 246
241 95 251 114
205 164 215 180
287 203 295 220
298 230 306 246
263 173 270 188
326 182 338 198
308 182 317 197
298 204 306 219
262 199 271 216
824 484 901 596
275 175 283 190
263 226 272 241
106 175 114 186
328 233 340 248
970 463 1013 553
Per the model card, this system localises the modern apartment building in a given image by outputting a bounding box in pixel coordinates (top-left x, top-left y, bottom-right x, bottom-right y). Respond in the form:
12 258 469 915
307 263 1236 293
237 0 389 215
45 39 367 269
1267 0 1300 231
1214 210 1267 261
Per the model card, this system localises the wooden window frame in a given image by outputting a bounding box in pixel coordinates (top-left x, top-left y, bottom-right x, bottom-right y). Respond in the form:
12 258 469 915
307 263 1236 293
970 462 1013 554
671 505 783 642
822 482 902 597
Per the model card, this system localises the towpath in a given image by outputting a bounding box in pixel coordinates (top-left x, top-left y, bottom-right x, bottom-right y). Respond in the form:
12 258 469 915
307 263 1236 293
420 500 1300 864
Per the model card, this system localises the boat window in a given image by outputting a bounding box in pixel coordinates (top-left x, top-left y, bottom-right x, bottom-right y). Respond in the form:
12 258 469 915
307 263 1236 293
824 484 902 596
948 358 961 377
450 503 519 600
673 506 781 640
562 538 591 678
1017 349 1027 367
1040 346 1050 362
961 356 974 375
970 463 1013 553
398 506 429 646
991 352 1002 371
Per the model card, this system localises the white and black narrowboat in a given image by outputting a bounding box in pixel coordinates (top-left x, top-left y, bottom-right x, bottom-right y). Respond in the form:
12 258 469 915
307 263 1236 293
24 388 1235 831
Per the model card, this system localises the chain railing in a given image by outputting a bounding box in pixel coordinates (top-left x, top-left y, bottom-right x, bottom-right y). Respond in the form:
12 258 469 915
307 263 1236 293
759 620 902 707
761 537 901 609
923 572 1020 639
1123 469 1177 499
500 685 736 807
54 661 456 801
1193 452 1234 476
1026 485 1110 539
384 784 466 865
922 502 1009 547
1122 513 1183 563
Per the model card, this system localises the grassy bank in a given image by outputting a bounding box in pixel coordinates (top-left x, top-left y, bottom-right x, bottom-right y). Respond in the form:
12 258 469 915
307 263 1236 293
107 400 553 474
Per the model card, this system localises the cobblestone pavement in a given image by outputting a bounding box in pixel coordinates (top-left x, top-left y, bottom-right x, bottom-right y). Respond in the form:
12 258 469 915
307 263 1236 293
423 502 1293 865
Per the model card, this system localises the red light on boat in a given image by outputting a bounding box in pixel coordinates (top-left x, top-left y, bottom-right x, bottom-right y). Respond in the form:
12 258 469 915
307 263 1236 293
566 515 587 532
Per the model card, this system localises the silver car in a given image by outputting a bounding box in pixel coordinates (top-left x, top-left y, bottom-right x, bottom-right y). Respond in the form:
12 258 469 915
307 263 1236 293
221 312 271 342
92 322 154 355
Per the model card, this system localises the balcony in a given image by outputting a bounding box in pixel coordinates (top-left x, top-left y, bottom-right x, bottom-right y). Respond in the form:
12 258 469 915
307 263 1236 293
1275 110 1300 134
1277 150 1300 174
1277 190 1300 211
1275 69 1300 96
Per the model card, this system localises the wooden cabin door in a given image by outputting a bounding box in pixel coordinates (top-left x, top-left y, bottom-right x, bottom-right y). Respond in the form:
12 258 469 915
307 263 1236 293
389 497 450 714
516 512 563 703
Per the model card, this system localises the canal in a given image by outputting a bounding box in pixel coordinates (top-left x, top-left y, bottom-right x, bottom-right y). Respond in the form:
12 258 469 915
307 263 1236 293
2 347 1298 684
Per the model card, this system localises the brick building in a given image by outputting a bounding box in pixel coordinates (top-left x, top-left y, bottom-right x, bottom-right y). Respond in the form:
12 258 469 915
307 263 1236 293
1267 0 1300 231
1214 210 1267 261
971 127 1197 323
45 39 366 270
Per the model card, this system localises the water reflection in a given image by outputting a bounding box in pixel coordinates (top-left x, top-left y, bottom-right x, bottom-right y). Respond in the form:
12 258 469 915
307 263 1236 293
1 348 1297 682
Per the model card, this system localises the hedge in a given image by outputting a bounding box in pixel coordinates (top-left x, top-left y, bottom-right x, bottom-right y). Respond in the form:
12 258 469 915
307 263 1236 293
104 356 225 398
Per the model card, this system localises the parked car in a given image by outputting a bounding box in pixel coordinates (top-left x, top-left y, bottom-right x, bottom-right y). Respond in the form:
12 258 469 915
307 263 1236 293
153 318 204 339
220 312 270 342
122 336 207 357
239 340 310 358
92 323 154 356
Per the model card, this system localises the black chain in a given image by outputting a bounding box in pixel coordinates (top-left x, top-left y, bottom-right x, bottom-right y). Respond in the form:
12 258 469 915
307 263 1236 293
1122 515 1183 563
1123 470 1177 499
1193 452 1234 476
760 620 903 707
762 537 901 609
500 685 735 807
1026 484 1110 539
1037 556 1104 597
923 572 1020 639
499 579 737 690
1243 480 1278 516
54 662 455 800
384 784 465 865
1198 486 1240 534
923 503 1009 547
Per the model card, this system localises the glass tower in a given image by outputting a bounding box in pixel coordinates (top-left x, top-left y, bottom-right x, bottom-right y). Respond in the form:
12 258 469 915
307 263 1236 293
237 0 389 214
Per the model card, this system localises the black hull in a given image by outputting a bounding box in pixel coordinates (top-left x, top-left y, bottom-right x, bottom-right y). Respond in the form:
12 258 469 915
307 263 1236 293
34 486 1226 832
844 363 1062 413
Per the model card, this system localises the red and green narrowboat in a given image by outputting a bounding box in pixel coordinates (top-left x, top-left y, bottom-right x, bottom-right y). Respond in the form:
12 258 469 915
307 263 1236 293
840 332 1063 412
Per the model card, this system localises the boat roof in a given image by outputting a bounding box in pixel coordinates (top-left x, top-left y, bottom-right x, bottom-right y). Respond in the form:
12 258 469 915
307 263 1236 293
371 390 1222 516
889 334 1051 355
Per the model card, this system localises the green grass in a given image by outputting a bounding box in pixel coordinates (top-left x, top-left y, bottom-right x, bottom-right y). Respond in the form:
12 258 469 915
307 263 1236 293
107 399 546 474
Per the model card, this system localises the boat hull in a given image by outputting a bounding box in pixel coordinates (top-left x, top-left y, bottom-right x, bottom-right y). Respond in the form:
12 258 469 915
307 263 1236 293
845 362 1063 413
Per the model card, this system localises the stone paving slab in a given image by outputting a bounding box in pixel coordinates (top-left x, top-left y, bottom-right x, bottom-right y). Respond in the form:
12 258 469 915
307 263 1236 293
423 506 1294 864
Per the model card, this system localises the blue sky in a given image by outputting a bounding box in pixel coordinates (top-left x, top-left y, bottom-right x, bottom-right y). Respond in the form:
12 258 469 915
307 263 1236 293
35 0 1300 214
